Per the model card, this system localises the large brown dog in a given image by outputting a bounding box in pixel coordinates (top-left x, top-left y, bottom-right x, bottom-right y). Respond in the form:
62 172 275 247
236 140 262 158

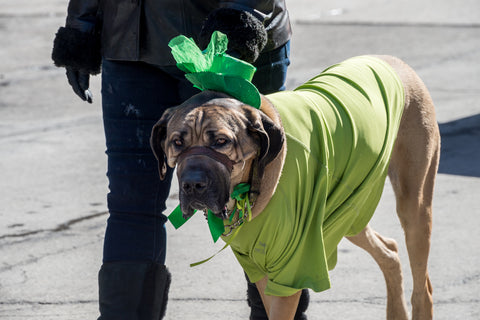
151 55 440 320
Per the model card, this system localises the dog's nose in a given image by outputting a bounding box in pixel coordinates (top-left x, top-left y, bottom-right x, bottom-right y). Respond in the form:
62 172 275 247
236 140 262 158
182 180 207 194
181 171 208 195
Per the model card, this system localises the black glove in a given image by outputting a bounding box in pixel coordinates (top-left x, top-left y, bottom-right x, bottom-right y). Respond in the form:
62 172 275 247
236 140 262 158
66 68 93 103
200 8 267 63
52 26 101 103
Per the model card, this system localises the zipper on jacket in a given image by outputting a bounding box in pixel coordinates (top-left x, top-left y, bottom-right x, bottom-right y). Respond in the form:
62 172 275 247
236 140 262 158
134 0 141 60
180 0 187 36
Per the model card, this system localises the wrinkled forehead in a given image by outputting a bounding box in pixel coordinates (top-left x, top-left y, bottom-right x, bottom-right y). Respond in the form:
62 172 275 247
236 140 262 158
173 106 243 137
169 93 247 128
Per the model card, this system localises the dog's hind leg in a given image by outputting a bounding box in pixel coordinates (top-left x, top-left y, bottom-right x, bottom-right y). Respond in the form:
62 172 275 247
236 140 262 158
381 55 440 320
347 225 409 319
388 127 438 320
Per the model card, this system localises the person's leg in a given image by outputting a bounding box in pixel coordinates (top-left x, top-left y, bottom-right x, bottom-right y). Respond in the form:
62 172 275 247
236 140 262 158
101 60 175 265
98 60 198 320
252 41 290 94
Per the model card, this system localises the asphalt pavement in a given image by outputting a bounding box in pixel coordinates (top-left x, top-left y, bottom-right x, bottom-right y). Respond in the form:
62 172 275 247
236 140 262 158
1 0 479 319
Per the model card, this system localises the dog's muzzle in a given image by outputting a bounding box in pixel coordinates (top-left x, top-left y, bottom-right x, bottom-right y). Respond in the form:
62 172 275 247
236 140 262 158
176 147 234 219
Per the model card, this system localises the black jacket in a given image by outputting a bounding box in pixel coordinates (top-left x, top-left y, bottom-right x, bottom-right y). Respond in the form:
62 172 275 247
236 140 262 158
57 0 291 71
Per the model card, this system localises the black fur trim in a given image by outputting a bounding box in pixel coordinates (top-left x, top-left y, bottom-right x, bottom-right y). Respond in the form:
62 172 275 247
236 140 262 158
51 26 101 74
200 8 267 63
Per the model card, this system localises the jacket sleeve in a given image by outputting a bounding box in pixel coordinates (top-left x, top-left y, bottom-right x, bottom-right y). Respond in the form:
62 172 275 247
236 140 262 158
65 0 100 32
51 0 102 74
218 0 271 22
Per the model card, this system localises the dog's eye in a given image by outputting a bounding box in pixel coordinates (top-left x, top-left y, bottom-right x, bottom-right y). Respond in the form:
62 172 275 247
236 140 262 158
173 139 183 147
214 138 229 147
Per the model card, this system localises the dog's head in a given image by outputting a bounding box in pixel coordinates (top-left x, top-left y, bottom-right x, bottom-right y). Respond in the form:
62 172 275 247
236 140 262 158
150 91 284 219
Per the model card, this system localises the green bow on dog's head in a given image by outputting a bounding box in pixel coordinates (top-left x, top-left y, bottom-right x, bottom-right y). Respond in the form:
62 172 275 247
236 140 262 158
168 31 261 109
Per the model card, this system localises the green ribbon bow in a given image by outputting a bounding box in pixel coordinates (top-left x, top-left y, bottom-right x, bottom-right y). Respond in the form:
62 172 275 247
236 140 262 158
168 31 261 109
167 183 251 243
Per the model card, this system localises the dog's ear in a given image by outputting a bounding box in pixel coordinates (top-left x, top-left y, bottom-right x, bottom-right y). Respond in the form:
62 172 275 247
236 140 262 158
150 109 174 180
242 105 285 178
257 112 285 177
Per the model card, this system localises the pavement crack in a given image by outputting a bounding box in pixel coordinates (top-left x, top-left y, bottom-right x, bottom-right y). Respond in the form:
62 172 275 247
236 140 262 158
0 115 101 140
170 297 245 302
52 211 108 232
0 238 102 273
0 300 97 306
0 211 108 240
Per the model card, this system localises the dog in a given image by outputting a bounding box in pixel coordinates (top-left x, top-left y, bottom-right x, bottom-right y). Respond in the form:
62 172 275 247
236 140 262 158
151 55 440 320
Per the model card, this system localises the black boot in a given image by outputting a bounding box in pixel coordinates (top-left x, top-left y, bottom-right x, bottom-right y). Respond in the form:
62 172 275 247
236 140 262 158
98 262 171 320
246 274 310 320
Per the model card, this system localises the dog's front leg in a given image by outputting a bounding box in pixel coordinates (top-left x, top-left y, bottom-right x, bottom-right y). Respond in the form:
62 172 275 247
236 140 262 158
256 277 301 320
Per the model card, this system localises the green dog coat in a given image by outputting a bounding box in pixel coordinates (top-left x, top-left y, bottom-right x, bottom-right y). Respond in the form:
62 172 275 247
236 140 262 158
224 56 405 296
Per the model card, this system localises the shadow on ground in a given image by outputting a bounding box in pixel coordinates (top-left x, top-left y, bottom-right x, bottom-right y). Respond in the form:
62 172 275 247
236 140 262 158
438 114 480 177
